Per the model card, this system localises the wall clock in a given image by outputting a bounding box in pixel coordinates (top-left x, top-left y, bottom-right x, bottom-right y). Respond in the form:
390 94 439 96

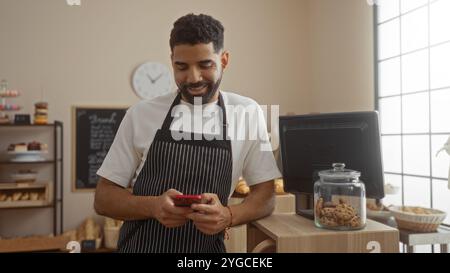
132 62 173 100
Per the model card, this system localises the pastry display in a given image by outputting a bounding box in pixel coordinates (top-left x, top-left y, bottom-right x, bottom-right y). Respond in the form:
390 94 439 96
12 192 22 201
0 191 46 202
274 178 286 195
30 192 39 201
234 178 286 195
7 141 48 152
0 80 22 119
20 192 30 201
0 104 20 111
315 198 363 229
235 179 250 195
8 143 27 152
27 141 41 151
27 141 47 151
389 206 447 232
400 206 434 215
0 89 20 97
34 102 48 124
62 217 102 249
76 218 101 241
6 141 48 162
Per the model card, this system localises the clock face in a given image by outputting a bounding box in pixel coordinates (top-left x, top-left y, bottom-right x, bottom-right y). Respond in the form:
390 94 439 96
132 62 173 100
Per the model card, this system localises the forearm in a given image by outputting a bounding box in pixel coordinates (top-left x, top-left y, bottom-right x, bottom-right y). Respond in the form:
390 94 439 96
228 181 275 227
94 178 157 221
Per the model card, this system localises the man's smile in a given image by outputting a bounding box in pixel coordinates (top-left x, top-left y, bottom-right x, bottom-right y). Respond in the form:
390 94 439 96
187 85 208 96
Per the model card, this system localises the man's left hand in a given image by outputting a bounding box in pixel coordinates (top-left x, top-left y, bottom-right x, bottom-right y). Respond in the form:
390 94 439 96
186 193 231 235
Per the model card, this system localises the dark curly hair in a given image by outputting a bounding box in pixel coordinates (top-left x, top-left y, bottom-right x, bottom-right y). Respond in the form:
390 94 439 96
170 13 224 53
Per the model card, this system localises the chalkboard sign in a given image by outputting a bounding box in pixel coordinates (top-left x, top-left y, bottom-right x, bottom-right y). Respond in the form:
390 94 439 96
72 107 127 191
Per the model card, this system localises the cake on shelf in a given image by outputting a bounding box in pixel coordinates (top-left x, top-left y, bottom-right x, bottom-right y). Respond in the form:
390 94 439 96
6 141 48 162
7 143 27 152
7 141 48 152
27 141 48 151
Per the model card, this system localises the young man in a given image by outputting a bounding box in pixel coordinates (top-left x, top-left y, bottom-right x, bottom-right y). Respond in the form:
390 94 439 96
94 13 281 253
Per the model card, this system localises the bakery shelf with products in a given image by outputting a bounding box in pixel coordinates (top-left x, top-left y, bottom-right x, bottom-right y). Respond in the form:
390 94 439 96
0 182 52 209
0 121 64 250
0 79 21 124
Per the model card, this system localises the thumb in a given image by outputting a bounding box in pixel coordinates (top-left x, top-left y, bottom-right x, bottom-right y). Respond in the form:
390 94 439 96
166 189 183 198
201 193 220 205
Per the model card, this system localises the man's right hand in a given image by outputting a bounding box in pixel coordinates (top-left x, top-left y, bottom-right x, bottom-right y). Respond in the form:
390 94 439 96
152 189 194 228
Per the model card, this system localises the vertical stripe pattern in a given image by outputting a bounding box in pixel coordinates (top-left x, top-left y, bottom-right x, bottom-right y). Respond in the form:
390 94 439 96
117 93 232 253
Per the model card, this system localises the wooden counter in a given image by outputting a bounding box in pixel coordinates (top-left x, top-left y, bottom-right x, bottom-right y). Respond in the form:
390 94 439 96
248 213 399 253
225 194 295 253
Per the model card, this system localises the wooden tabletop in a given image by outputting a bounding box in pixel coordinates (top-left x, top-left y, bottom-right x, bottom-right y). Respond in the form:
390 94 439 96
249 213 399 252
253 213 398 240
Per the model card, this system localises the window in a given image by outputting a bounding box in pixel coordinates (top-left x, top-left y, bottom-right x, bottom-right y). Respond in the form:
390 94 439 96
375 0 450 233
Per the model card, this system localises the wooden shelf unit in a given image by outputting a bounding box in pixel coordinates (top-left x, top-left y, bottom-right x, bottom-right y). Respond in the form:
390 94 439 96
0 121 63 236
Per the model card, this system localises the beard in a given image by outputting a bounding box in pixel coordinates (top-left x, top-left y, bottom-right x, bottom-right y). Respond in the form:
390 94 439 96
178 74 222 105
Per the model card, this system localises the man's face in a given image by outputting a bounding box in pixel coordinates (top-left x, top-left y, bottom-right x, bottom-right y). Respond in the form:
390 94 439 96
171 42 228 104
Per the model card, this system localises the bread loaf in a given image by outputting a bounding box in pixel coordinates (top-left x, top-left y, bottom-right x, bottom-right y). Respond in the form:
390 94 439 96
235 180 250 194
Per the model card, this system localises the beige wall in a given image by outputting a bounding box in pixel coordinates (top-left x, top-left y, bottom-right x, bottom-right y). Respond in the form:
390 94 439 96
307 0 375 113
0 0 373 236
0 0 311 236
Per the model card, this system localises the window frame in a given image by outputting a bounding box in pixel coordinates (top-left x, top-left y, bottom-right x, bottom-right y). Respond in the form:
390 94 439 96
374 1 450 229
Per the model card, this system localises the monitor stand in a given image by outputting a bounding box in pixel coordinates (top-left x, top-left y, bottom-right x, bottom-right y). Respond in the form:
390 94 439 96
296 209 315 220
294 193 315 220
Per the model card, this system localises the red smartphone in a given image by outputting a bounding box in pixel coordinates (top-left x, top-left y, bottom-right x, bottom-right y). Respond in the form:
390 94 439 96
173 195 202 207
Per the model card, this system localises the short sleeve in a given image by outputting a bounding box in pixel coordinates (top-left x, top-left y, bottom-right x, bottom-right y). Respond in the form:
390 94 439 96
96 109 140 188
241 105 282 186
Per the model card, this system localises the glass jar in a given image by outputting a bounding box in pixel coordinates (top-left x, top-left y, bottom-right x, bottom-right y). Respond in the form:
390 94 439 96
314 163 366 230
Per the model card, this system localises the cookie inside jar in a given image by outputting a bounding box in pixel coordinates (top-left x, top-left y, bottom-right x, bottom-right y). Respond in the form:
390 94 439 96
313 163 367 231
314 197 365 230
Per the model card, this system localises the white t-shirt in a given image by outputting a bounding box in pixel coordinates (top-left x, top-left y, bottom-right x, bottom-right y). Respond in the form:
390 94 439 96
96 91 281 197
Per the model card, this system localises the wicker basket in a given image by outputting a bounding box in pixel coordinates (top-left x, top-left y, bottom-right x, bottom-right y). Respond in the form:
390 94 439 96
389 206 447 232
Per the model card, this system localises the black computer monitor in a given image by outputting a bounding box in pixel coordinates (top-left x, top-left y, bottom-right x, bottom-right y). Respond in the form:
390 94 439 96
279 111 385 206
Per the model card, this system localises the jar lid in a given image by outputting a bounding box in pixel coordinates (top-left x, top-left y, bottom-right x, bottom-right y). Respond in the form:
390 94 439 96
318 163 361 182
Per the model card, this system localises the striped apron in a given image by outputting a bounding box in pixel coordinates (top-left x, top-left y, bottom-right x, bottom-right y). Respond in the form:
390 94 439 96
117 92 232 253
